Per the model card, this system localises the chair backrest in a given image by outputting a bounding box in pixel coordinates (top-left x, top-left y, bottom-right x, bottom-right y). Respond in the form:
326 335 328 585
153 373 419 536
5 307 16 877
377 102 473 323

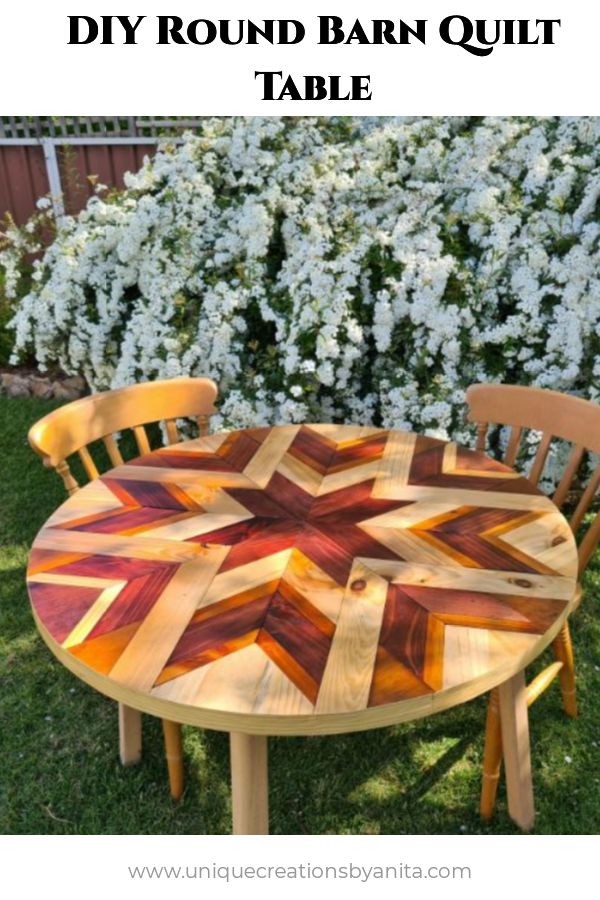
466 383 600 576
28 376 218 496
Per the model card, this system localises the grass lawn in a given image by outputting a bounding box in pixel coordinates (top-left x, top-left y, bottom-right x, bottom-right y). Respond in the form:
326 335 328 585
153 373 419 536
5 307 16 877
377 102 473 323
1 394 600 835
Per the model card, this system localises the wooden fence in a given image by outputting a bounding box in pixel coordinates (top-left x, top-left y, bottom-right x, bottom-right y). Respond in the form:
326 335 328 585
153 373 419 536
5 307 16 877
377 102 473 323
0 117 206 223
0 117 205 139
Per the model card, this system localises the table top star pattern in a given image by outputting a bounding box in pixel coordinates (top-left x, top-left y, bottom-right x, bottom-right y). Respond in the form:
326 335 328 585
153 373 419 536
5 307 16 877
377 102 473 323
26 424 578 735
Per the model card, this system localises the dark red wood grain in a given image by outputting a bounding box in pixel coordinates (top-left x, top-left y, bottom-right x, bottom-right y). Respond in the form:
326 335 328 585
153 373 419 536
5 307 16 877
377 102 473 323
379 586 432 682
88 566 178 639
29 582 102 643
261 591 332 687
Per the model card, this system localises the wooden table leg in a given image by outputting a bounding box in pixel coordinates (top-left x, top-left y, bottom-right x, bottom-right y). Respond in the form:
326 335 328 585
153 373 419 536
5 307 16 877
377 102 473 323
118 703 142 765
230 732 269 835
498 670 535 831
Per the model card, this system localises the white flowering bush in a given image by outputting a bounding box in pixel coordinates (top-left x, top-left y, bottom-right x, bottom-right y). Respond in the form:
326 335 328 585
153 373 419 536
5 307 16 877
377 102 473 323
3 116 600 482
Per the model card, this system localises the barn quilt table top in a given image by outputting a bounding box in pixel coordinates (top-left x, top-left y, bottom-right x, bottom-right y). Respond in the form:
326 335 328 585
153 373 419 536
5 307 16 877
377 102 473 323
26 424 578 735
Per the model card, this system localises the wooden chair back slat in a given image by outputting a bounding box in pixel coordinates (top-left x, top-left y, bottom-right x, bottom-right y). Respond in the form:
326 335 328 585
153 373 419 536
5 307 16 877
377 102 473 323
504 426 523 468
78 446 100 481
528 432 553 486
579 509 600 574
103 434 124 467
56 459 79 495
552 444 585 509
570 463 600 533
466 383 600 579
475 422 488 452
28 376 218 491
133 425 151 456
165 419 180 445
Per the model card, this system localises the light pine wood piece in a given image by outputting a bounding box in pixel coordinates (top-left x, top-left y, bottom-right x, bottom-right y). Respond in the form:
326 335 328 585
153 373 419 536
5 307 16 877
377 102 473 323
108 548 229 692
467 383 600 820
118 703 142 766
230 732 269 835
315 562 388 714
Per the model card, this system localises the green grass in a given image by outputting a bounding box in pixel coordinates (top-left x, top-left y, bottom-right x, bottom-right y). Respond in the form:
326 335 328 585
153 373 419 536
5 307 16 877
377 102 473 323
1 395 600 834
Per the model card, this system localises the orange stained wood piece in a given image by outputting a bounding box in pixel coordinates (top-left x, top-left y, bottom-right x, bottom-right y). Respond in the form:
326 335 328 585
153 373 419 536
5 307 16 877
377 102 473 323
26 423 578 736
467 383 600 820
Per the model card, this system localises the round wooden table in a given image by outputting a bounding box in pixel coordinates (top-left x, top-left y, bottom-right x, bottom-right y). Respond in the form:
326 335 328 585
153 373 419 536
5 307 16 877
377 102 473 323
26 424 578 833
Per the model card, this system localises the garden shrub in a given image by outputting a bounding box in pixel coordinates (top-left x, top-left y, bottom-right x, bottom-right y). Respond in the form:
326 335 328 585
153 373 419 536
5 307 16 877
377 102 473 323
2 116 600 483
0 272 15 366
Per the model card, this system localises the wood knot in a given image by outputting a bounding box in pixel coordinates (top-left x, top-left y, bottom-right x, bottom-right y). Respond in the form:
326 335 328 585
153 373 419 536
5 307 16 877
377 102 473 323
551 535 567 547
350 579 367 593
512 578 532 589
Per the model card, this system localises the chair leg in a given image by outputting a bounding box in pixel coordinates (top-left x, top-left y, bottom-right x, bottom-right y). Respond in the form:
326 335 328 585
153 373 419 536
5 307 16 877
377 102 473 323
119 703 142 765
480 688 503 820
552 621 578 718
162 720 184 800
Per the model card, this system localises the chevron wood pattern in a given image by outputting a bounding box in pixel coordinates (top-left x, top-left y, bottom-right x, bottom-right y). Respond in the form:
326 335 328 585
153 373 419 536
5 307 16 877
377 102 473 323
27 424 578 734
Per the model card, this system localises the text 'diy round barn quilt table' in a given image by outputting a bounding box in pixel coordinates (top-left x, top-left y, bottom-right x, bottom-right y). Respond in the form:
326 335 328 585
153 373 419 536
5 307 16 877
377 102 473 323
26 424 578 833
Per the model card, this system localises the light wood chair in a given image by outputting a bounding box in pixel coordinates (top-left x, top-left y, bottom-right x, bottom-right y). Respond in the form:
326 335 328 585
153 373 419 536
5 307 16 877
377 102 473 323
466 383 600 819
28 375 219 799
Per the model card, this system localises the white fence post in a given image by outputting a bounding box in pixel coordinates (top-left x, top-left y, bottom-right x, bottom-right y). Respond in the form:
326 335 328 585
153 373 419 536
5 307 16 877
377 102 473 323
41 138 65 220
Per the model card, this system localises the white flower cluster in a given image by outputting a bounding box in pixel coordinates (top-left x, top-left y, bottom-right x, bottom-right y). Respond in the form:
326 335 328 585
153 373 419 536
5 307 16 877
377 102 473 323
3 117 600 481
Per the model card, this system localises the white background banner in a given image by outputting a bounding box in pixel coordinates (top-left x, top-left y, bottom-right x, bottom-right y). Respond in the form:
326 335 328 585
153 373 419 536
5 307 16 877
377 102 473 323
0 833 598 897
0 0 598 113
